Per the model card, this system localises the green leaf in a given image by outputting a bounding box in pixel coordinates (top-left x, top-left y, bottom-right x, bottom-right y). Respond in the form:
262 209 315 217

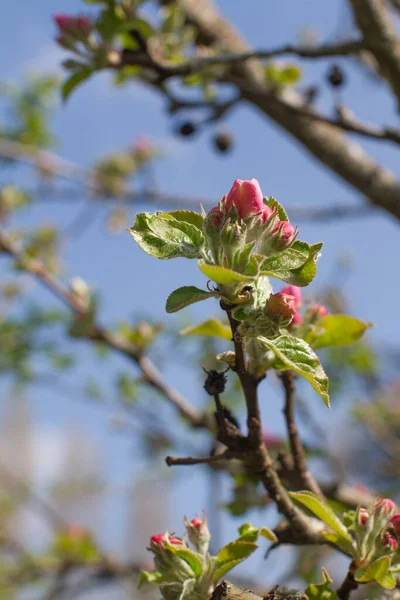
259 527 278 543
305 569 338 599
130 212 204 259
267 196 288 221
62 69 93 102
166 286 214 313
237 523 259 542
167 546 203 578
306 315 372 349
279 65 302 85
198 260 256 285
180 318 231 340
260 242 322 286
138 571 164 588
322 532 354 556
356 556 395 588
259 335 330 407
213 541 258 583
166 210 204 231
289 492 352 542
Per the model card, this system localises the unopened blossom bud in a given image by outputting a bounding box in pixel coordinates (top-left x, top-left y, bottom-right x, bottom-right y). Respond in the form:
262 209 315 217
266 292 296 325
357 508 369 526
281 285 302 307
53 14 92 40
225 179 264 219
310 304 328 319
261 204 274 223
270 220 297 251
383 532 398 552
374 498 397 520
150 533 182 548
204 207 224 261
220 220 246 266
184 512 211 554
390 513 400 536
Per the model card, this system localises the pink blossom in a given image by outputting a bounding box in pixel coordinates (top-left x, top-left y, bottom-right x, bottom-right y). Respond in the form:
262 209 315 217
225 179 264 219
383 532 398 551
271 220 297 250
310 304 328 319
266 292 297 323
281 285 302 307
53 14 92 35
261 204 273 223
207 207 224 228
190 517 203 529
358 508 369 526
375 498 397 517
290 311 302 327
391 513 400 535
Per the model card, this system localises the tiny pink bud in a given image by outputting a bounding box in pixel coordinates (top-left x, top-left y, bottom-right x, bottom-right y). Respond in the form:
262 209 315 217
54 15 73 30
190 517 203 529
391 513 400 536
266 292 297 324
383 532 398 551
150 533 182 547
225 179 264 219
53 14 92 36
261 204 273 223
310 304 328 319
271 221 297 250
208 207 224 228
358 508 369 526
281 285 302 307
375 498 397 518
184 513 211 553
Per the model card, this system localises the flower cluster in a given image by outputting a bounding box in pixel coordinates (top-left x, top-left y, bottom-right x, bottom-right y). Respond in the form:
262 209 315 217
353 498 400 564
204 178 297 270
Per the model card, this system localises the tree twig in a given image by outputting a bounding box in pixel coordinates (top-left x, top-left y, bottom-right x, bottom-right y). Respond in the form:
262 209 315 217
280 371 324 499
336 562 358 600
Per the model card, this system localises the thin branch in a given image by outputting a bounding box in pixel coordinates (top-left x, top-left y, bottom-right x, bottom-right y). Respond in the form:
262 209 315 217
349 0 400 109
166 450 236 466
117 40 363 78
0 228 207 430
280 372 324 499
336 562 358 600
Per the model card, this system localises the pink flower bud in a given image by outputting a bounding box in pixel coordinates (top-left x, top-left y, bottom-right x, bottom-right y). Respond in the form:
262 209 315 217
150 533 182 548
375 498 397 518
383 532 398 552
53 14 92 36
225 179 264 219
310 304 328 319
266 292 297 324
207 207 224 229
391 513 400 536
184 512 211 554
66 524 85 539
271 221 297 250
261 204 274 223
281 285 302 307
190 517 203 529
358 508 369 526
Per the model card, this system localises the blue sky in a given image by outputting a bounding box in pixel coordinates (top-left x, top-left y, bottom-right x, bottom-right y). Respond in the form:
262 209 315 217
1 0 400 591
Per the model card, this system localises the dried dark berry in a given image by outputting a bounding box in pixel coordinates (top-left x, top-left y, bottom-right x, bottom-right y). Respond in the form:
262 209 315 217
203 369 227 396
213 131 233 153
327 64 345 88
178 121 196 137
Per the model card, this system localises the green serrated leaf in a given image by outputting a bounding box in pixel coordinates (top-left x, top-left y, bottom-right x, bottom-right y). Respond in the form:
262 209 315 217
62 69 93 102
166 210 204 231
356 556 395 588
198 260 256 285
130 212 204 259
259 335 330 406
138 571 164 588
259 527 278 543
289 491 352 542
305 568 338 599
322 531 354 556
166 286 214 313
213 541 258 583
306 315 372 349
180 318 231 340
267 196 288 221
237 523 259 542
260 242 322 287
